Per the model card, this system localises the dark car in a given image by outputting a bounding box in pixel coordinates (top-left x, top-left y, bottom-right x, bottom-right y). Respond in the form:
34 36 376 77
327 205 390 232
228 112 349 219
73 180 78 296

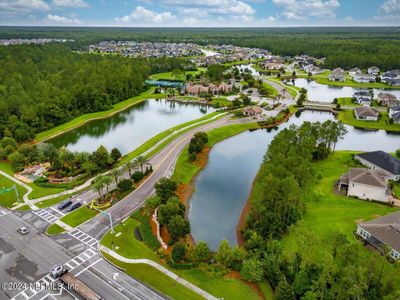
66 202 81 212
58 199 72 210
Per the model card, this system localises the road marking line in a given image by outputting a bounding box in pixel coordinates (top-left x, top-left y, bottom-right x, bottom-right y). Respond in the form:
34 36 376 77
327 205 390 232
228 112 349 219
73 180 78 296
74 258 102 276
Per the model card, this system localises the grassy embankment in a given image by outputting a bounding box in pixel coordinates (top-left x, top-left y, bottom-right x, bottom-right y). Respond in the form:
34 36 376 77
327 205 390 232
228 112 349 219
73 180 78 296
337 97 360 106
338 109 400 132
263 82 278 98
0 173 27 208
279 151 400 286
173 122 259 184
101 211 262 300
35 88 164 142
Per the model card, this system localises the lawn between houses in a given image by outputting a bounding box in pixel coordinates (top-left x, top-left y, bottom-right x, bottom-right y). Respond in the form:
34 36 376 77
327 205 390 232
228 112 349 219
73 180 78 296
279 151 400 287
338 109 400 132
100 212 262 300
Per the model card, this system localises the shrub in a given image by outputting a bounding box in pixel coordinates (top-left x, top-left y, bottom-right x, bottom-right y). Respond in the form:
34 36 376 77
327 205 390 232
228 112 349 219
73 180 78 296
118 179 133 192
171 242 186 263
131 171 144 183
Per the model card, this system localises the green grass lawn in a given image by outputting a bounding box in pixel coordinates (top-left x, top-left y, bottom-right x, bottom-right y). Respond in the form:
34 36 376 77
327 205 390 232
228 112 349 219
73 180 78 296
394 182 400 198
35 88 164 142
338 109 400 131
46 223 65 235
119 111 223 165
281 151 399 264
36 195 69 209
173 122 259 184
337 97 360 106
263 82 278 98
150 68 206 81
210 97 232 107
101 217 159 260
60 205 98 227
102 254 205 300
0 174 27 208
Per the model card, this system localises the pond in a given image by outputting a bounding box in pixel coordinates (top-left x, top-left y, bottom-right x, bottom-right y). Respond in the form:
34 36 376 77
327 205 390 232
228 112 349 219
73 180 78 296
292 78 400 102
48 99 214 154
189 110 400 249
234 64 260 77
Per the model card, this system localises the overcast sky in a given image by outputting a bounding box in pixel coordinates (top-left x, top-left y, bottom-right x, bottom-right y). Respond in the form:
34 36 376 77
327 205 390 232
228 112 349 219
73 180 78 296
1 0 400 27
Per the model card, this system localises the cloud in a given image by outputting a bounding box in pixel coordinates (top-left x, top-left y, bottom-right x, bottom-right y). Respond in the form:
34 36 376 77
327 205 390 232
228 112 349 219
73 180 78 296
273 0 340 20
379 0 400 14
52 0 89 8
115 6 176 24
0 0 50 16
46 13 82 24
160 0 255 15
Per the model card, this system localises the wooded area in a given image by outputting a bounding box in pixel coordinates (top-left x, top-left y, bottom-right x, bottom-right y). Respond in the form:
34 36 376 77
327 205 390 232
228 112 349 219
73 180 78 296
1 27 400 69
0 44 190 142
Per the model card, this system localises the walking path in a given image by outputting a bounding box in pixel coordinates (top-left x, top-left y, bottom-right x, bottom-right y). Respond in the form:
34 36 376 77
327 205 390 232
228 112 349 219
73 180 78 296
100 245 218 300
0 170 38 210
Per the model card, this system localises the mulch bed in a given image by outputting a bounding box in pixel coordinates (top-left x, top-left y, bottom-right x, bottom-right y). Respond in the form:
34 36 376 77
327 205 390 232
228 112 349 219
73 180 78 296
134 226 143 241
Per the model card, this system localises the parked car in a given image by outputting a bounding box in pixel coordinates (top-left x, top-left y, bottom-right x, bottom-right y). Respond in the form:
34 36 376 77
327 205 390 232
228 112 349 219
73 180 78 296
58 199 72 210
50 264 67 279
66 202 81 212
17 226 29 235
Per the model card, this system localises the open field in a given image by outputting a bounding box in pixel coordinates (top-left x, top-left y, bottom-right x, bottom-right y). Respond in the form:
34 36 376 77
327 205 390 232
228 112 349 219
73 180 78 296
338 109 400 131
281 151 400 282
0 174 27 208
35 88 164 142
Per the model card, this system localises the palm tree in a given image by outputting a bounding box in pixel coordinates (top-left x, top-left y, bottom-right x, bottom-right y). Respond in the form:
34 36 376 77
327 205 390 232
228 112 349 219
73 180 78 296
124 161 137 178
110 168 122 186
103 175 112 195
135 155 148 173
94 175 107 203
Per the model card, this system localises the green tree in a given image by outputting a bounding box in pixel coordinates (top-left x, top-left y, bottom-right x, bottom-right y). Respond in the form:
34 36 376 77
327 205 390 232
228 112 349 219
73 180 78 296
275 280 295 300
193 241 211 262
155 177 178 203
168 215 190 240
215 240 233 268
110 168 122 186
135 155 148 173
240 258 264 282
110 148 122 162
8 151 25 171
171 242 186 262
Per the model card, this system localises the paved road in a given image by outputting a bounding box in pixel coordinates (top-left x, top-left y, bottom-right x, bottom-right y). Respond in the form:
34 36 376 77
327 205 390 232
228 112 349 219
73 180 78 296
0 210 166 300
79 115 236 239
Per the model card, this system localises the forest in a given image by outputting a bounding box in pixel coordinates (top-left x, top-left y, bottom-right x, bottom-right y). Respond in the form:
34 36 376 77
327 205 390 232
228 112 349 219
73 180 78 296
0 44 190 142
1 27 400 69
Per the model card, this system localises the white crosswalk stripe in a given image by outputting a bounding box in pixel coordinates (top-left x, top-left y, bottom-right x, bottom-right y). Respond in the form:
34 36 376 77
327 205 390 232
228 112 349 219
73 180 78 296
0 210 8 217
11 249 98 300
33 209 59 223
68 229 98 249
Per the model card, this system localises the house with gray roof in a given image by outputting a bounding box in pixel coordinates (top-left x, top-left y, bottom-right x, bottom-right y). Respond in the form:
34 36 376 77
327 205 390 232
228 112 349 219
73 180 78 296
338 168 392 203
354 106 379 121
357 211 400 260
355 151 400 181
329 68 345 82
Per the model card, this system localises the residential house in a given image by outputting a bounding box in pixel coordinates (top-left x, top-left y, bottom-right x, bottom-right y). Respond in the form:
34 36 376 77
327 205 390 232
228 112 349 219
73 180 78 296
353 73 376 83
348 67 362 77
329 68 346 82
355 150 400 181
338 168 392 203
368 66 380 76
389 106 400 124
354 107 379 121
381 70 400 85
377 93 398 107
353 91 372 106
357 211 400 260
243 106 263 118
303 64 324 75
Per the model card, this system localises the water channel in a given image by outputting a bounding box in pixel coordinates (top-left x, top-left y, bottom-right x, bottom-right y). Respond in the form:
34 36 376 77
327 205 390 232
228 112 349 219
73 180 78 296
188 110 400 249
48 99 214 154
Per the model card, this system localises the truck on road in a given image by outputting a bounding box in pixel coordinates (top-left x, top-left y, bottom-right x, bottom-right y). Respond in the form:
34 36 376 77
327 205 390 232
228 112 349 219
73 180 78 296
50 265 104 300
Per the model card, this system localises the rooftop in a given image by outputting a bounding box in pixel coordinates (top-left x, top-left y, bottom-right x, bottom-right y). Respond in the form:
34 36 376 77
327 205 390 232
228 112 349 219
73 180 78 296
356 151 400 176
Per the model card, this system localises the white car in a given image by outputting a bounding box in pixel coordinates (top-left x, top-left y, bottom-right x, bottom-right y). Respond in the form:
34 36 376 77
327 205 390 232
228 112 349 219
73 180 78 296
17 226 29 235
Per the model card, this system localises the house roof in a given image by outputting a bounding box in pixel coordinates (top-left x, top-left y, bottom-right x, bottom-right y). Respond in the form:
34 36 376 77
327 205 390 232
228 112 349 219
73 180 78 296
358 211 400 252
347 168 389 189
392 112 400 121
378 92 397 101
354 107 379 118
356 151 400 176
354 91 371 98
349 67 361 72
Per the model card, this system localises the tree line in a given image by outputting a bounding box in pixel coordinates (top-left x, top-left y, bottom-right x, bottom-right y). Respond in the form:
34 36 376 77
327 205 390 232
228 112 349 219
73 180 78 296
0 44 192 143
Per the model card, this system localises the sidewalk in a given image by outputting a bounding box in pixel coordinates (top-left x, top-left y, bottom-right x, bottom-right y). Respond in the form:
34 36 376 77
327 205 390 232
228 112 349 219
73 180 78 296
100 245 218 300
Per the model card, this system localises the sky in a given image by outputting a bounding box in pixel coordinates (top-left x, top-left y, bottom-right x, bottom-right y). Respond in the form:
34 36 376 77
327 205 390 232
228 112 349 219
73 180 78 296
0 0 400 27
